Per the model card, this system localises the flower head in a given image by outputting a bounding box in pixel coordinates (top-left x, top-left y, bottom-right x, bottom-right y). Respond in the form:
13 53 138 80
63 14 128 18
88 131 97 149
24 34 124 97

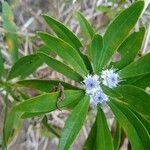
101 69 120 88
90 90 108 107
83 75 100 94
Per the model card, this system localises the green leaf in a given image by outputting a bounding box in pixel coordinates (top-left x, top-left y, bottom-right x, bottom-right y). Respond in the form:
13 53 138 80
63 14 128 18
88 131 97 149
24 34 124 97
98 1 144 71
113 121 121 150
120 73 150 89
58 96 89 150
43 14 82 51
13 90 84 113
42 15 92 73
119 53 150 78
84 107 114 150
4 111 22 143
132 110 150 135
114 85 150 120
0 50 5 77
109 99 150 150
7 54 43 80
102 85 122 98
2 2 19 63
77 12 95 39
113 27 145 69
37 32 88 76
37 45 52 55
95 107 114 150
88 34 103 74
38 52 83 82
21 112 45 119
84 119 97 150
131 73 150 89
17 79 80 92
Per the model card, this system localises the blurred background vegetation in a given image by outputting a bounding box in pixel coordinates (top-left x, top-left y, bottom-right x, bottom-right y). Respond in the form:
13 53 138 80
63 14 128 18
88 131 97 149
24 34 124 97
0 0 150 149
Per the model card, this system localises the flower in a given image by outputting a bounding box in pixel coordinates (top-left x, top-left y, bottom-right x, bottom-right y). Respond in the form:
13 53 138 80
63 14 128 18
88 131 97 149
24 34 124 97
101 69 120 88
83 75 100 94
83 74 108 109
90 90 108 107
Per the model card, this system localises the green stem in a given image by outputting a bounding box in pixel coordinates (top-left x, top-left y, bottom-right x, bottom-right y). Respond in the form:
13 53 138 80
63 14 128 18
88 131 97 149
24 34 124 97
42 116 61 138
2 89 9 150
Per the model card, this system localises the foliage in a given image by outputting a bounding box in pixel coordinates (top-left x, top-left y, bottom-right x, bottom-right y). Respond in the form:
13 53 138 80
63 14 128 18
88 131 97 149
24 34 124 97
0 1 150 150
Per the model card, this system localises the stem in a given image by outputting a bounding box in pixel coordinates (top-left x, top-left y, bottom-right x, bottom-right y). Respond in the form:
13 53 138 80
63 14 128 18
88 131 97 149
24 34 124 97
2 89 9 150
42 116 61 138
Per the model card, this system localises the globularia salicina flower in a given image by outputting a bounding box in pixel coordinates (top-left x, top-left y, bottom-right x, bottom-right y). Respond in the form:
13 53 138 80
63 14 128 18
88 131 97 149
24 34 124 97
90 89 108 108
83 75 108 108
83 75 100 94
101 69 120 88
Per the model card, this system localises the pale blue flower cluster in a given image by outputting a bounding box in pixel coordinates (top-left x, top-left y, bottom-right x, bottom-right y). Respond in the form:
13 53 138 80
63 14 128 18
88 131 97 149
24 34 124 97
101 69 120 88
83 69 120 108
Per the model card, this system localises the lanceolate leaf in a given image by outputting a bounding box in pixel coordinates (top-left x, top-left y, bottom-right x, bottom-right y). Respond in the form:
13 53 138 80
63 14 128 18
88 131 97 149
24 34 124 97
13 90 84 113
109 99 150 150
84 107 114 150
114 85 150 120
84 119 97 150
132 110 150 135
119 53 150 78
98 1 144 71
17 79 80 92
43 14 82 51
21 112 46 119
120 73 150 89
58 96 89 150
102 85 122 98
4 111 22 143
113 121 121 150
37 45 52 55
113 27 145 69
131 73 150 89
38 52 83 82
88 34 103 74
2 2 19 63
7 54 43 80
37 32 88 76
42 15 92 73
77 12 95 39
95 107 114 150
